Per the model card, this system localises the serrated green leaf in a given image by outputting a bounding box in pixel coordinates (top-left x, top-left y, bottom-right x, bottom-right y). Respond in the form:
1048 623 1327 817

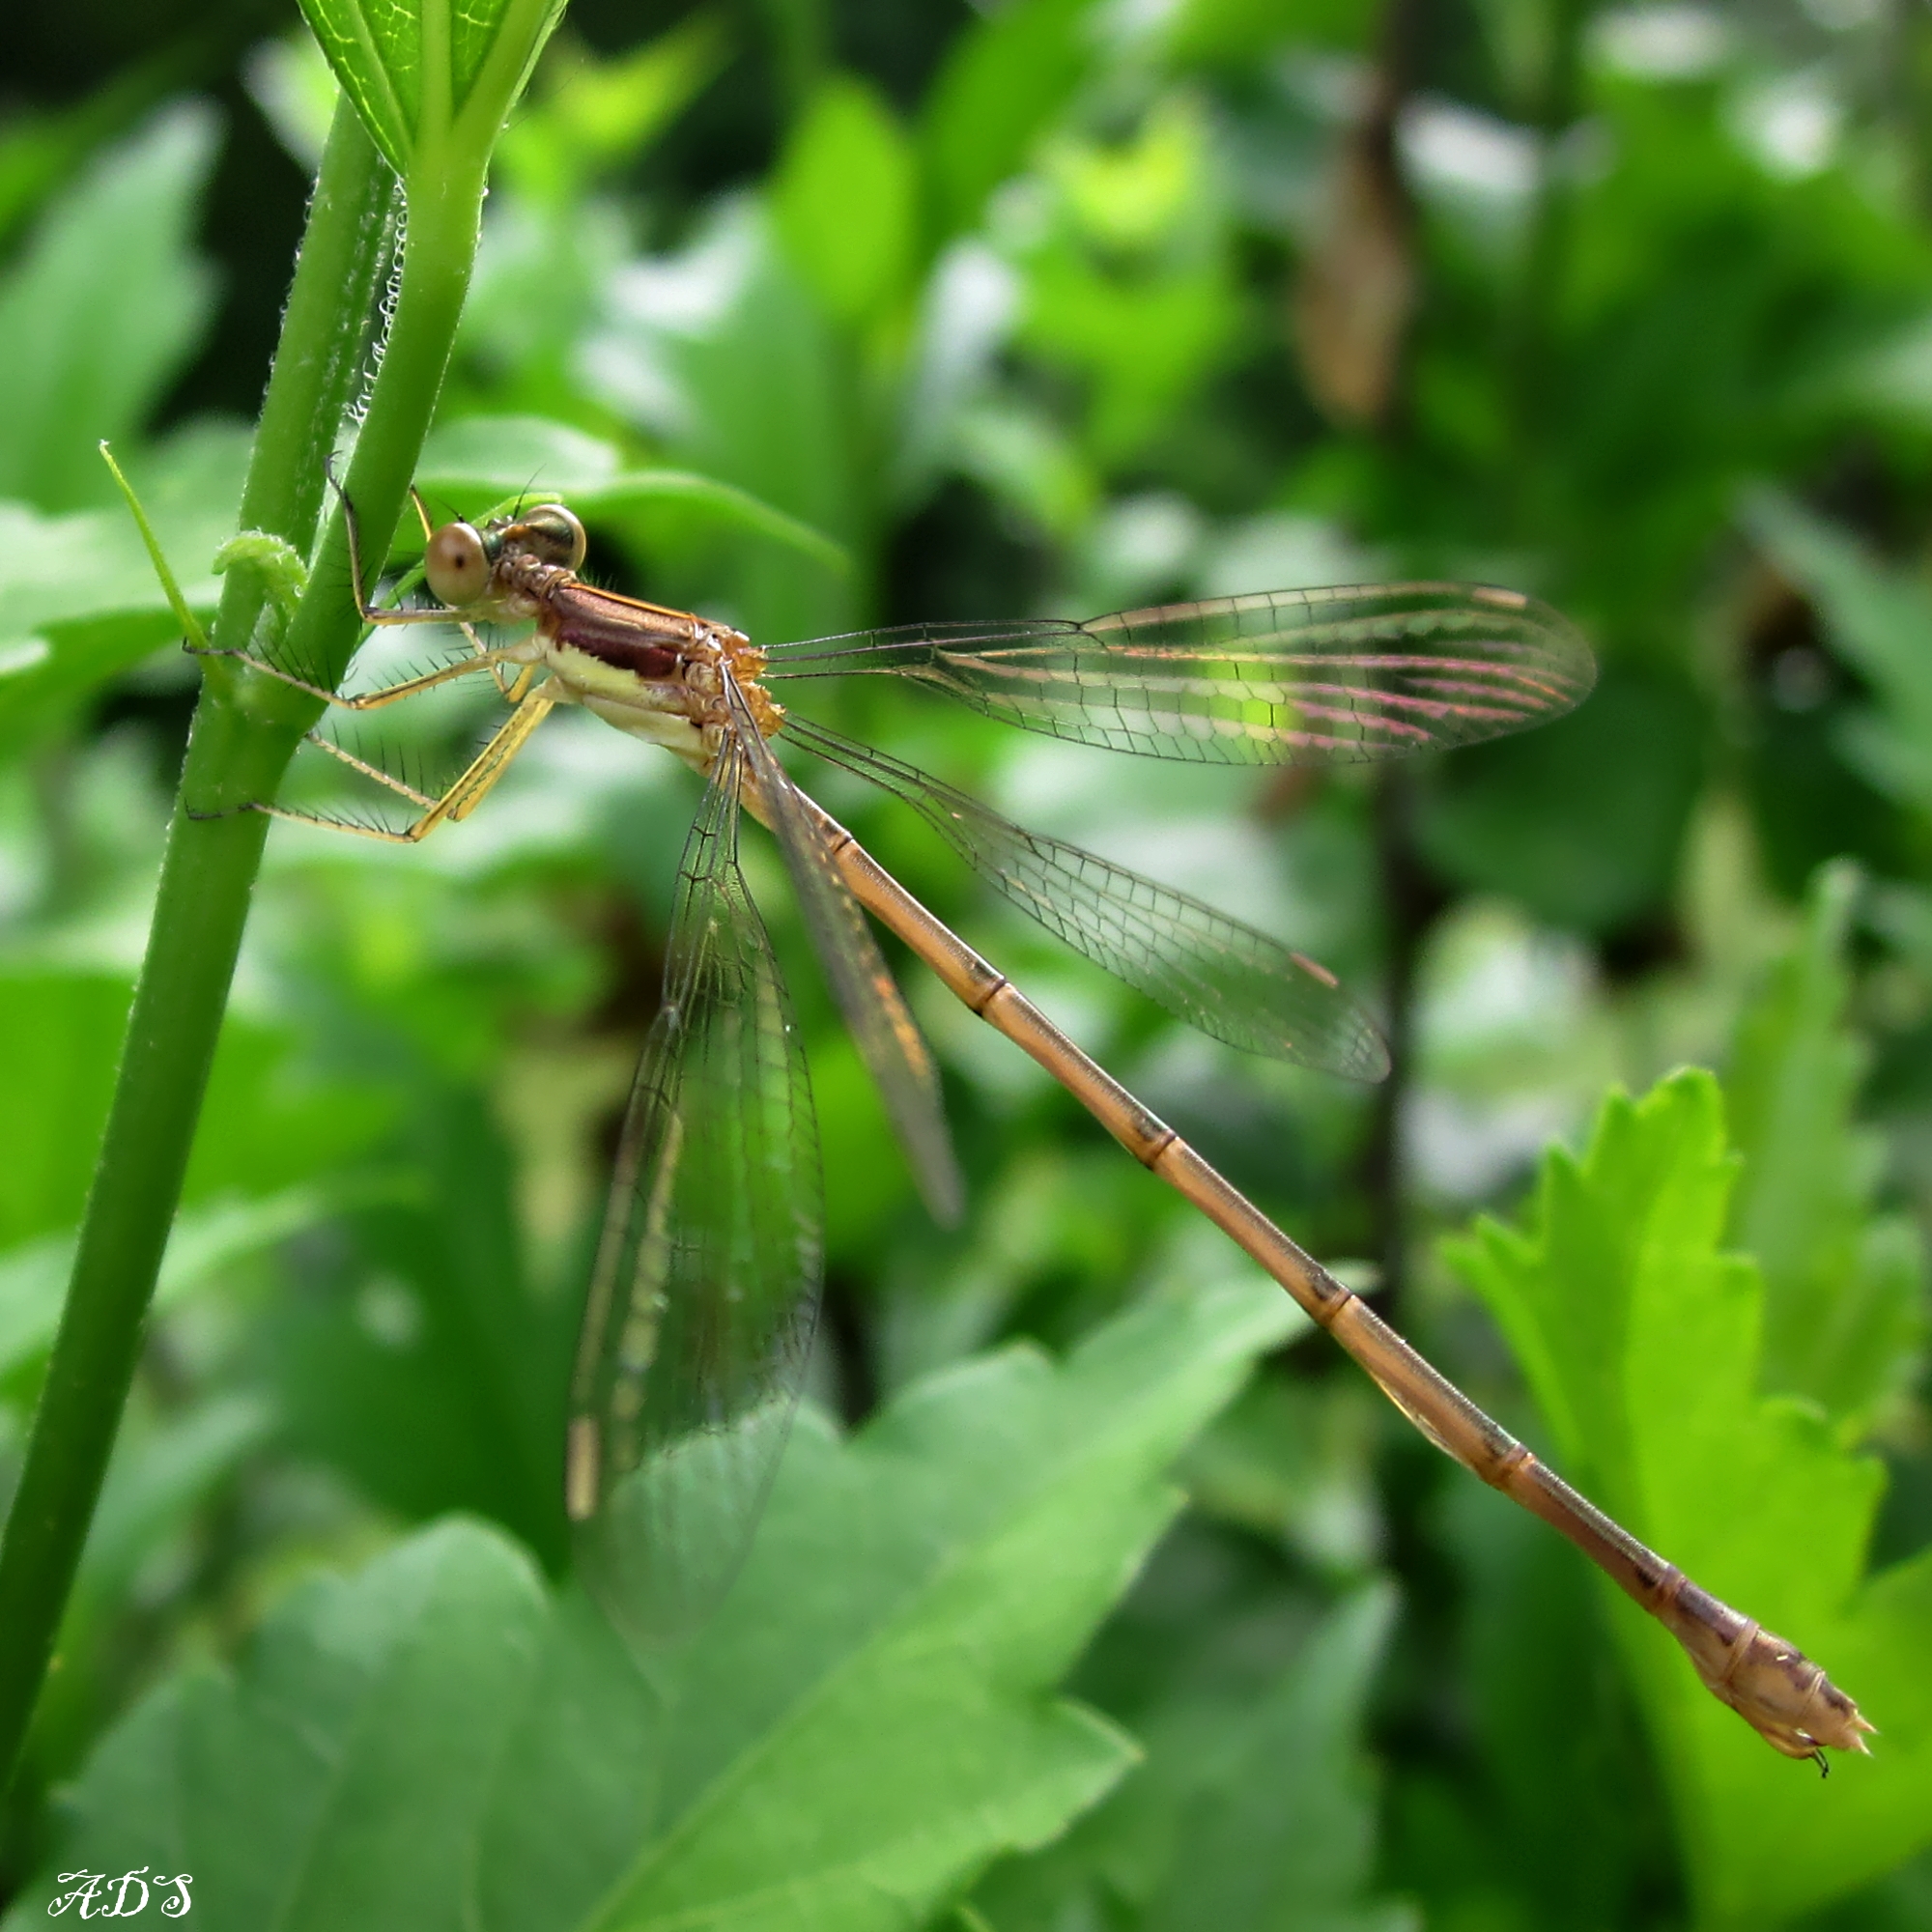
583 1278 1299 1931
298 0 567 183
12 1521 557 1932
0 106 216 513
1726 862 1924 1430
1443 1071 1932 1925
15 1279 1297 1931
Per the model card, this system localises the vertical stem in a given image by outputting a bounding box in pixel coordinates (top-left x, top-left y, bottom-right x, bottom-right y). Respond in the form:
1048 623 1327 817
272 155 489 706
0 717 282 1792
0 101 452 1797
1335 0 1427 1320
233 118 402 589
1360 765 1445 1325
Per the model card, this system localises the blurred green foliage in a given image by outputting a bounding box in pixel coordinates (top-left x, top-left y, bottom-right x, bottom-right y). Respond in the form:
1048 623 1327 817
2 0 1932 1926
14 1284 1296 1931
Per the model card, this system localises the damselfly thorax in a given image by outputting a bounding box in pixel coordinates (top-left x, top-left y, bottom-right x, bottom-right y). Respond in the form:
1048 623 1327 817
422 501 781 773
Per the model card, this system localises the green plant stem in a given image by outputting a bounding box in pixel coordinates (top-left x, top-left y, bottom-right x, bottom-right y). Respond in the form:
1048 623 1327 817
223 111 403 632
279 151 491 703
0 99 485 1795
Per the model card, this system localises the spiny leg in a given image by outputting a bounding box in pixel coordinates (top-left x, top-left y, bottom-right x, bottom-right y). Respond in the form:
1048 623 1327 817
300 731 440 810
194 641 535 712
257 691 557 843
333 469 483 632
446 613 523 700
190 462 527 700
442 691 555 825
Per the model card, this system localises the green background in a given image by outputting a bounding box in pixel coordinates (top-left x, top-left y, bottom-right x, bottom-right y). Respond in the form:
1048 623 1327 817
2 1 1932 1925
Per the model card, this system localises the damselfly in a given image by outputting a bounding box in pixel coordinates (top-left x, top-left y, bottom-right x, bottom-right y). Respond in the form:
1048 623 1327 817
133 468 1869 1766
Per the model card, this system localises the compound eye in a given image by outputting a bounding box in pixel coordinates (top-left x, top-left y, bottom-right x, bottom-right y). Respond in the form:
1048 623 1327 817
423 523 490 607
525 505 586 573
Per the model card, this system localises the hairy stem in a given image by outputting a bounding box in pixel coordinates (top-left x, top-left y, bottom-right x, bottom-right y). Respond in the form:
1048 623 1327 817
0 94 485 1792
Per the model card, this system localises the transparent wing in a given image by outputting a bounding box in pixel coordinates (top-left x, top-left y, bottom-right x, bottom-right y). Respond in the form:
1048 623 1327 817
568 737 822 1643
763 583 1594 765
785 718 1389 1081
728 677 964 1224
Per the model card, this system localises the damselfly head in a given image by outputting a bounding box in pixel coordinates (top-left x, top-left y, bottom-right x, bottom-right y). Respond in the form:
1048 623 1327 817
423 520 492 607
497 503 587 574
423 503 587 609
